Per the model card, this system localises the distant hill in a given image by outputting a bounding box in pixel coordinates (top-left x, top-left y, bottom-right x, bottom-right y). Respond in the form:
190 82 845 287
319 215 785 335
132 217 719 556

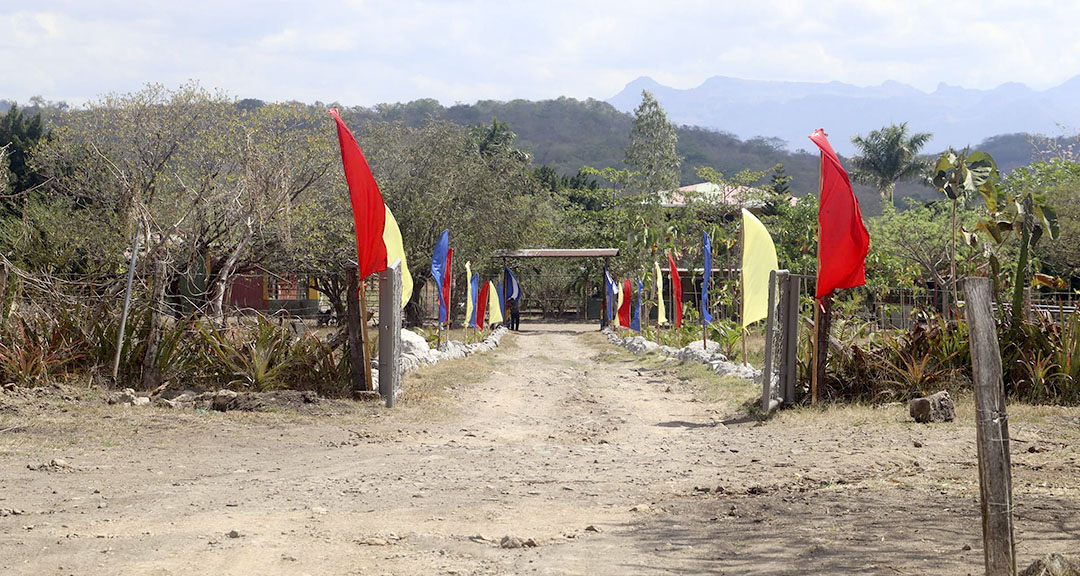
349 97 1055 215
608 75 1080 157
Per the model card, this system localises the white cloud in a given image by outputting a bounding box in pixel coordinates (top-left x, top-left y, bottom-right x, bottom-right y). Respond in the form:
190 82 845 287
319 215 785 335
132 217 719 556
5 0 1080 106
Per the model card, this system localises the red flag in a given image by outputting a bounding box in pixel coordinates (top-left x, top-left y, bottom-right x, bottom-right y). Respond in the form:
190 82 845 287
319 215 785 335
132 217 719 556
668 252 683 329
476 281 489 329
619 279 632 327
328 108 387 280
809 129 869 300
442 248 453 326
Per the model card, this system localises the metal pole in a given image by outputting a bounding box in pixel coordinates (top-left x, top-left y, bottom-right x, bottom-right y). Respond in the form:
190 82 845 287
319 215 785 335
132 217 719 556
112 222 141 380
379 261 402 408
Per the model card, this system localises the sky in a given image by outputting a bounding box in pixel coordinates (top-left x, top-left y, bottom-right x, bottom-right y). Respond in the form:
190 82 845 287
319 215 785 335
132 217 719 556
5 0 1080 107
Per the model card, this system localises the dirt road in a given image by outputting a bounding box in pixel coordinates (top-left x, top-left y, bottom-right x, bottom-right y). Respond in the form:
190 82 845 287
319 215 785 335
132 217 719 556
2 323 1078 575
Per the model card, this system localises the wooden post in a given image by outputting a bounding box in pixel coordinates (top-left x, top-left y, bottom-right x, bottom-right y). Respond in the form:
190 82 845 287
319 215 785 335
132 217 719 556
359 281 374 392
345 267 367 396
0 260 8 330
965 277 1016 576
140 259 168 390
760 269 779 412
379 261 402 408
782 273 800 404
811 295 832 406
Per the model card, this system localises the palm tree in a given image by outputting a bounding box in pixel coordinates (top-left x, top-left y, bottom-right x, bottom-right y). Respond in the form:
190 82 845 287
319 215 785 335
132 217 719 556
849 123 932 209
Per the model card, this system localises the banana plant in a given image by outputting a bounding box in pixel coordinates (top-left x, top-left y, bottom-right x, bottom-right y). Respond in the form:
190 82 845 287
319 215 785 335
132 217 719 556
932 150 999 309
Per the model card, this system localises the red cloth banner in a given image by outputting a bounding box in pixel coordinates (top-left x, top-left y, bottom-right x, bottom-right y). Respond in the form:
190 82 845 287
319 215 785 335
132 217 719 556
328 108 387 280
619 279 632 327
476 281 489 329
809 129 870 300
442 248 453 326
668 252 683 329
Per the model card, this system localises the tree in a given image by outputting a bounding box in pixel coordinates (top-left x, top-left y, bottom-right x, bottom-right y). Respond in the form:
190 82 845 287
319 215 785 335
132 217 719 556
768 162 792 196
850 123 932 209
0 103 48 215
624 91 681 195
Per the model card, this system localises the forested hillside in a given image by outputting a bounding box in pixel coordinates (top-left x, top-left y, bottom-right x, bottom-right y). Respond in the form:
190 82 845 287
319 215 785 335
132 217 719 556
345 96 1048 215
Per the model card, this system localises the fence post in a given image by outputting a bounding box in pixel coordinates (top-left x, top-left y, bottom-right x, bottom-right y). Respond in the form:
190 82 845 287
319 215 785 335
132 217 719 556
140 259 168 390
761 270 779 413
378 261 402 408
0 260 8 330
345 266 368 396
782 274 800 404
965 277 1016 576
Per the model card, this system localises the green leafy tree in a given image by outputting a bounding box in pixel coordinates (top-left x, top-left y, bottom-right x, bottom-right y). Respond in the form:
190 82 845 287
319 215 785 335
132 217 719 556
850 123 932 209
625 91 681 194
0 103 49 216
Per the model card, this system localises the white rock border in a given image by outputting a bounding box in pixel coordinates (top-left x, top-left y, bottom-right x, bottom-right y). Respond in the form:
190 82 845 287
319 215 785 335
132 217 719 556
373 326 509 385
602 328 761 381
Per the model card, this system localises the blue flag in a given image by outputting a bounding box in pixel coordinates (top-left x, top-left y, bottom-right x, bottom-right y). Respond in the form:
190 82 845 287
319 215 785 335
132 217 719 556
504 266 521 302
630 277 642 331
430 230 449 322
702 231 714 325
468 273 479 328
604 268 617 324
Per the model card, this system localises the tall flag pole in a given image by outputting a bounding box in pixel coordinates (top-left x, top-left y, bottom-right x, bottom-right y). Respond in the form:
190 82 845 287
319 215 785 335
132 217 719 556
702 231 714 349
741 208 779 365
329 108 389 392
465 262 475 339
604 268 617 328
654 261 667 326
808 128 870 405
668 252 683 329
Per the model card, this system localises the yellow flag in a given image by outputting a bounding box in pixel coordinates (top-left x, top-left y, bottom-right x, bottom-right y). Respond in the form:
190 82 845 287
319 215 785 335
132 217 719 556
614 284 624 328
654 261 667 325
383 206 413 309
464 261 473 325
487 281 504 324
741 208 779 327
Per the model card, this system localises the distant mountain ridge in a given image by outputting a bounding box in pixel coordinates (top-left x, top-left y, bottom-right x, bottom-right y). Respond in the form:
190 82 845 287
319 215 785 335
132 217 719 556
607 75 1080 156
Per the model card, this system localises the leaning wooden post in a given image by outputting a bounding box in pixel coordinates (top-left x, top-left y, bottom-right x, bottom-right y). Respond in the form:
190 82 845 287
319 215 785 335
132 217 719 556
0 259 8 331
358 281 374 391
345 266 367 396
965 277 1016 576
378 260 402 408
760 269 779 413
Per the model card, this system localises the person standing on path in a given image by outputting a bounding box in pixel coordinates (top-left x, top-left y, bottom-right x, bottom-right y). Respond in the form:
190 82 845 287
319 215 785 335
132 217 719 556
507 297 520 331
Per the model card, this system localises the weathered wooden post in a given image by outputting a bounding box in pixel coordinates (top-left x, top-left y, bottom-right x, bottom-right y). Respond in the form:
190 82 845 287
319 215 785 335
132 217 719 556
761 269 779 413
0 259 8 330
378 260 402 408
140 259 168 390
781 273 800 404
345 266 368 396
965 277 1016 576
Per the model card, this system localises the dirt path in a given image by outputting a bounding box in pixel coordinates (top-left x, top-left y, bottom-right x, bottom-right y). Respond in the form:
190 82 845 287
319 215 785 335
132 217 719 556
2 323 1079 575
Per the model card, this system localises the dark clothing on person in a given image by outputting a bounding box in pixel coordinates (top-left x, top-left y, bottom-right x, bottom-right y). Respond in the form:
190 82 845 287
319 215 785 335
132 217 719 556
507 298 520 331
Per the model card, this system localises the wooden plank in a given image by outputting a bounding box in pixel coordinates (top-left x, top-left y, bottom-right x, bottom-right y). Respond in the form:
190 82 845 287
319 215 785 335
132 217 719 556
345 267 366 396
760 270 779 413
965 277 1016 576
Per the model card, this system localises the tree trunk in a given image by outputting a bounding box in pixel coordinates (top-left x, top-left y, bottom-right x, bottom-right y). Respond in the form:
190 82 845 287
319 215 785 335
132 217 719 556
208 223 252 325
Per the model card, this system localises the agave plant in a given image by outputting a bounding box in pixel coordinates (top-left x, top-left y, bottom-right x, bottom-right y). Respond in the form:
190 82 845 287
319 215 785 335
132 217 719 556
199 318 296 391
0 316 85 387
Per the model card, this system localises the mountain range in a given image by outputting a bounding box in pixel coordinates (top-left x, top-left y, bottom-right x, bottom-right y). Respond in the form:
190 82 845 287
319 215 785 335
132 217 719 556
608 75 1080 156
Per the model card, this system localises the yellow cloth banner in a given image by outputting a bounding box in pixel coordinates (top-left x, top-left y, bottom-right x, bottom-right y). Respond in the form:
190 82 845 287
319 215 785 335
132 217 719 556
383 206 412 309
654 261 667 325
487 281 504 324
614 284 624 328
741 208 779 327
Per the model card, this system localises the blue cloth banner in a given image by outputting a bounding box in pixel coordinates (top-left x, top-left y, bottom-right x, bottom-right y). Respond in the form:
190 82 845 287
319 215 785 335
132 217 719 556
604 268 617 324
430 229 449 323
630 277 642 331
468 273 479 327
702 231 714 325
504 266 522 302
